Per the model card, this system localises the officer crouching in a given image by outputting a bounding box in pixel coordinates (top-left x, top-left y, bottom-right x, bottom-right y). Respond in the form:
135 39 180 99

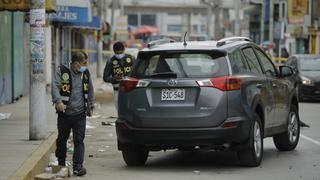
51 51 94 176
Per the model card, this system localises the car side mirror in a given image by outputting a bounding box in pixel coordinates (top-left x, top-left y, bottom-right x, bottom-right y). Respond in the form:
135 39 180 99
279 66 294 77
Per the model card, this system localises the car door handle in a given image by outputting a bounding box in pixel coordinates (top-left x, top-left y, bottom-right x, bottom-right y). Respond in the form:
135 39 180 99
272 83 277 87
256 84 263 88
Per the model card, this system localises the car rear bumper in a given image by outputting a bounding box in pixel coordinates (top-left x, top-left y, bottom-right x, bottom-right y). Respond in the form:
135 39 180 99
116 117 251 150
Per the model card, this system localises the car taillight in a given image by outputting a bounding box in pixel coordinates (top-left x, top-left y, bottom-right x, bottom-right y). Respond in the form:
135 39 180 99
119 77 139 92
197 76 242 91
119 78 150 93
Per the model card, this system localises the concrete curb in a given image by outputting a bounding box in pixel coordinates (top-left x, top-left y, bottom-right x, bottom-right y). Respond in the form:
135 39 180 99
8 131 57 180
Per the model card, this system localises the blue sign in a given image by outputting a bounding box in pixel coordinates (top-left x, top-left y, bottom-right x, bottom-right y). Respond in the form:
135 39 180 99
49 6 89 23
63 16 100 29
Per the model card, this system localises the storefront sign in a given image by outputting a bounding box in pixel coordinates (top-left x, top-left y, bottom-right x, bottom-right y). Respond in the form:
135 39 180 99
0 0 55 11
288 0 308 24
49 5 89 23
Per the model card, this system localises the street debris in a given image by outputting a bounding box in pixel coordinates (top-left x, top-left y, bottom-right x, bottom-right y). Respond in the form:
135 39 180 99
98 149 106 152
94 103 101 110
34 173 56 180
86 134 92 137
86 121 96 129
56 167 69 178
192 170 201 175
101 121 115 126
0 113 11 120
88 154 94 158
87 114 101 119
44 167 52 173
48 153 58 166
108 133 113 137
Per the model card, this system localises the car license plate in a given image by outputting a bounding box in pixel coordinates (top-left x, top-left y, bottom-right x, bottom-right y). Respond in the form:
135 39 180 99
161 89 185 101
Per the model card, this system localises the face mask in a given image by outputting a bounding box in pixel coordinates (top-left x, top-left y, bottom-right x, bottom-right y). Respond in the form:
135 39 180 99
115 54 125 59
79 66 87 73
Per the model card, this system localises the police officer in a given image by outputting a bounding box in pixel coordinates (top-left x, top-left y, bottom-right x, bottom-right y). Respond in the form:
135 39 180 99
52 51 94 176
103 41 134 108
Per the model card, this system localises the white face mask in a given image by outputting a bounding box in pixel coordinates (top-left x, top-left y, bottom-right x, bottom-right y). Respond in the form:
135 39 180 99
115 54 125 59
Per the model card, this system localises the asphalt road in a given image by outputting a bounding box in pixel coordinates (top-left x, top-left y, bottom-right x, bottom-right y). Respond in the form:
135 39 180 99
79 102 320 180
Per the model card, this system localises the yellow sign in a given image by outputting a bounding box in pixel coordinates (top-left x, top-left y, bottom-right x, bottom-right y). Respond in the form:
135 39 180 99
288 0 308 24
0 0 56 12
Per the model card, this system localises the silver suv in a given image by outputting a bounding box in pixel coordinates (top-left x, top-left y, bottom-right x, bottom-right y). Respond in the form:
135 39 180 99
116 37 300 167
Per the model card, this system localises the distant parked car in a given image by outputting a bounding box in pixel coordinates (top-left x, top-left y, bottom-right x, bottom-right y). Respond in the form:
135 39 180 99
116 37 300 167
286 55 320 101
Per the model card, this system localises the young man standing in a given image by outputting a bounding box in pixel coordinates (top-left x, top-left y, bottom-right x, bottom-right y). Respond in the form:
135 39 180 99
52 51 94 176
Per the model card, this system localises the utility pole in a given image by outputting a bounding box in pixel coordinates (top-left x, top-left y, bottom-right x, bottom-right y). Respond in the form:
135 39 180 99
207 6 213 39
201 0 222 40
234 0 241 36
97 0 104 78
269 0 274 56
260 0 265 44
111 0 116 33
29 0 46 140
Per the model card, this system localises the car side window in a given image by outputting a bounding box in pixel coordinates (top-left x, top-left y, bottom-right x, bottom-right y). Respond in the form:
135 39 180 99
242 47 263 74
255 49 277 77
229 50 250 74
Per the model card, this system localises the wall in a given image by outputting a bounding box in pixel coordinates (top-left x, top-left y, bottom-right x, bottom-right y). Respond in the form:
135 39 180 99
0 11 12 105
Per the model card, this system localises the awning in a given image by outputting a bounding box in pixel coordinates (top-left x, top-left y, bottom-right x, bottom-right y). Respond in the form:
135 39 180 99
62 16 100 30
49 0 92 23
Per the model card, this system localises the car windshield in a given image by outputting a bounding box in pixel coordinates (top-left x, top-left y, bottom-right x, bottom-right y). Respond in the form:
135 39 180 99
133 52 228 78
300 58 320 71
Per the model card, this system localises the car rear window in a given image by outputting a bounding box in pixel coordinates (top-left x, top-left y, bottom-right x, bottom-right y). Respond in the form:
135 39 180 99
133 51 228 78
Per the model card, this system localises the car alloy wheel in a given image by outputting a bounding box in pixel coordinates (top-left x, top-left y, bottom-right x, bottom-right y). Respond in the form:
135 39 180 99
288 111 298 144
254 121 262 158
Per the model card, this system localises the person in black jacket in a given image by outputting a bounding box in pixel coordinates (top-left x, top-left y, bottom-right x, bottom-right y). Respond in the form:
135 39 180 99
52 51 94 176
103 42 134 108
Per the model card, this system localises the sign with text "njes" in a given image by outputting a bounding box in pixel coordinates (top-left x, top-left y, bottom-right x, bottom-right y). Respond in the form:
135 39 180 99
0 0 56 12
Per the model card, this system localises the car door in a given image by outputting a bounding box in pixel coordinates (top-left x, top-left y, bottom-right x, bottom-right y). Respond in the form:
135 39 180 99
241 47 275 128
254 48 289 126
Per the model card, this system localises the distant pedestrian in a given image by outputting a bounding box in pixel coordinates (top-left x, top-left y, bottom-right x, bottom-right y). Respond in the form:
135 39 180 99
103 41 135 109
51 51 94 176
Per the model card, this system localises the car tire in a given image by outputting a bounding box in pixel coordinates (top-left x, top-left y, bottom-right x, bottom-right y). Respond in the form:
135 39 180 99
273 105 300 151
237 113 263 167
122 147 149 166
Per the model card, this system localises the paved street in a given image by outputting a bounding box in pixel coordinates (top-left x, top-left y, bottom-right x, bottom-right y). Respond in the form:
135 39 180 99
76 102 320 180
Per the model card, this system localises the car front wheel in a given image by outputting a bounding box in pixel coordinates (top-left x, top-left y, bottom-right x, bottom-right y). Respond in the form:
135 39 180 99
237 114 263 167
273 105 300 151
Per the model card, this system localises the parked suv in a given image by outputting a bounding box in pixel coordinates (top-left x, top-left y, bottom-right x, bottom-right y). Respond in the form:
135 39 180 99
116 37 300 167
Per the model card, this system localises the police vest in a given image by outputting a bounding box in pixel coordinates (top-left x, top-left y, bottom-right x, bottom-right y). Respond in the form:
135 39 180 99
111 54 134 81
59 66 90 105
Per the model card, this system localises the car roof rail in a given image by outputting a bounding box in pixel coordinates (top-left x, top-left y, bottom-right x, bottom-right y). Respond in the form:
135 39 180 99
216 36 252 47
147 38 176 48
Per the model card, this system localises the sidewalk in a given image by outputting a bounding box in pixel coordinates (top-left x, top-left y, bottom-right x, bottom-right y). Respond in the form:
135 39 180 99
0 72 114 179
0 95 57 180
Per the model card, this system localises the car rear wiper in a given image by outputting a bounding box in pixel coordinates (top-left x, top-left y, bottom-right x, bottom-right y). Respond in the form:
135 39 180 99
149 72 177 78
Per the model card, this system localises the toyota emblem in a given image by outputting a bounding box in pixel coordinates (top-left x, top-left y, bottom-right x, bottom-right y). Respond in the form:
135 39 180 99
168 79 178 86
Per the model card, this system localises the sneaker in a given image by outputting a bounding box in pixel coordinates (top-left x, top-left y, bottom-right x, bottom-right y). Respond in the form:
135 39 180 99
73 167 87 176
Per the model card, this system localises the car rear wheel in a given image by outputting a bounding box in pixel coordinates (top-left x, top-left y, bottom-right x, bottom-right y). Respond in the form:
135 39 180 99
273 105 300 151
122 147 149 166
237 114 263 167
